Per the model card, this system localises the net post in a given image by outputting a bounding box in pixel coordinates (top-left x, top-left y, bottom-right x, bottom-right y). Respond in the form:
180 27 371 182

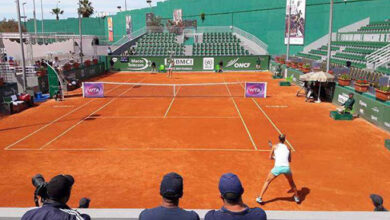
82 82 85 98
173 84 176 97
244 82 247 98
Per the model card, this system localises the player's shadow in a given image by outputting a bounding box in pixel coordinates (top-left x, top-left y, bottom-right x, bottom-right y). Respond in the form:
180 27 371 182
263 187 310 205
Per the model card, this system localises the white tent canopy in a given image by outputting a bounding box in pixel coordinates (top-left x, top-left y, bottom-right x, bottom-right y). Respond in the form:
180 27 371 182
299 71 335 103
299 71 335 82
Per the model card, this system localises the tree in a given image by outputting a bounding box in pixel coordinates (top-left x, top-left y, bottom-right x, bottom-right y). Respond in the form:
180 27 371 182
51 7 64 20
78 0 94 18
0 19 26 32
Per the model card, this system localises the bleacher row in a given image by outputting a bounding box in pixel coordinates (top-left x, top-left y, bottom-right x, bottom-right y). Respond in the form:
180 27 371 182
134 33 185 56
297 40 389 69
193 32 249 56
358 20 390 32
295 19 390 70
193 42 249 56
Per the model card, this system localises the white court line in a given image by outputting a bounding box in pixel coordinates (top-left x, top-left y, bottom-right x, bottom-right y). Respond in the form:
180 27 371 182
5 147 271 152
3 100 94 150
119 147 270 152
251 98 296 152
224 79 258 151
236 81 296 152
3 80 129 150
164 87 181 118
39 77 147 150
88 116 240 119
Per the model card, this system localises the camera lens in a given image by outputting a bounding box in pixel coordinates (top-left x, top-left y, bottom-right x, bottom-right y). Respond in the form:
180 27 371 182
32 174 45 188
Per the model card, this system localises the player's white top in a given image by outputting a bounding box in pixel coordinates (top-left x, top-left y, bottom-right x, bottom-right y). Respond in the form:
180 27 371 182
274 143 290 167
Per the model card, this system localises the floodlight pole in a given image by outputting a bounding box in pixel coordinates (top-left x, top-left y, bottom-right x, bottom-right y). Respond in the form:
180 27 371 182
33 0 37 35
125 0 127 11
286 0 292 62
78 0 83 64
326 0 334 73
16 0 27 92
40 0 44 43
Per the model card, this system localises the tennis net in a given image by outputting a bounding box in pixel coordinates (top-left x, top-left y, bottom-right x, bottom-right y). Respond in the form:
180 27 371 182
82 81 246 98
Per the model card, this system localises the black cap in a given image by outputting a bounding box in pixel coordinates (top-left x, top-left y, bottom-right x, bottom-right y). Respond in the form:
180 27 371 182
219 173 244 200
160 172 183 199
47 175 74 200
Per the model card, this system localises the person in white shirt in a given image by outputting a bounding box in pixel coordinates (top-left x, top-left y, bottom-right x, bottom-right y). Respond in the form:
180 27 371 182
256 134 300 204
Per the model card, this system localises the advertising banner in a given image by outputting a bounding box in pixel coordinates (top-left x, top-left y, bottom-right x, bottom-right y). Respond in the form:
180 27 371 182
203 57 215 70
83 82 104 98
108 17 114 42
173 9 183 24
245 82 267 98
110 55 270 72
285 0 306 45
332 86 390 132
126 15 132 36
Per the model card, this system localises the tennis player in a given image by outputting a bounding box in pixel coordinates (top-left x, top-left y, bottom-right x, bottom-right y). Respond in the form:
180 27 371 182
256 134 300 204
167 59 174 78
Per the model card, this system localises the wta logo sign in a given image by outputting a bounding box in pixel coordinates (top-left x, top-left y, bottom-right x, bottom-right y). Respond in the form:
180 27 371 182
83 83 104 98
245 82 267 98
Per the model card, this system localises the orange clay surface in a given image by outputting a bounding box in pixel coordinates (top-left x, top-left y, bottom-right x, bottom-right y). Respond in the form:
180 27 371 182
0 72 389 211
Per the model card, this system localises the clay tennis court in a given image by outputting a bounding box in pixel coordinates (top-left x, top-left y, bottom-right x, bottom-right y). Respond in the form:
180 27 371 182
0 71 389 211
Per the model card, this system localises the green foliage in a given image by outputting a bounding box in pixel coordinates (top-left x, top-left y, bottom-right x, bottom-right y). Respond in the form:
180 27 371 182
378 86 390 92
78 0 94 18
51 7 64 20
340 74 351 80
0 19 26 32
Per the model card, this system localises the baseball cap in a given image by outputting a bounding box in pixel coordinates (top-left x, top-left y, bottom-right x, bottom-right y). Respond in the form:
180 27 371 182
47 175 74 200
219 173 244 198
160 172 183 199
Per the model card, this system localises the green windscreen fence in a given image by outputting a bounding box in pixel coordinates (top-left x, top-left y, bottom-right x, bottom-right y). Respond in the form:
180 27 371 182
332 86 390 132
109 55 269 72
26 0 390 54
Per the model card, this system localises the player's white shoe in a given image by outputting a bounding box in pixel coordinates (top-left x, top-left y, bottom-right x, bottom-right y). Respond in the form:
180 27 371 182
256 197 264 205
294 195 300 204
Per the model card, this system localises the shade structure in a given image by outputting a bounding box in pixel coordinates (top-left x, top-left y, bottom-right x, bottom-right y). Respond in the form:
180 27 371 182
299 71 335 103
299 71 335 82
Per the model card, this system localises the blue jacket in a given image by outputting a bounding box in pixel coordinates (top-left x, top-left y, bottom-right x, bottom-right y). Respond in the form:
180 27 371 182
22 201 90 220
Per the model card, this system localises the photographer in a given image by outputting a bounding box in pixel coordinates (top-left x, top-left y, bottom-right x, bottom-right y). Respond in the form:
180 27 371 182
22 174 90 220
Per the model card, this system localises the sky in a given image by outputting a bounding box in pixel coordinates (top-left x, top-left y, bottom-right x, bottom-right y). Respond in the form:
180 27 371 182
1 0 165 20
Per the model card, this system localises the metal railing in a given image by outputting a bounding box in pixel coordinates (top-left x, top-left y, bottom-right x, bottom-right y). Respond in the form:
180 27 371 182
0 32 97 40
366 44 390 69
196 26 233 33
193 26 268 53
111 27 147 47
232 26 268 51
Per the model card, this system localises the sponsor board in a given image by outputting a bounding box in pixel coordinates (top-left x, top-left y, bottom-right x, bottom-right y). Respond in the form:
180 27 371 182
338 93 349 104
83 83 104 98
226 58 251 69
371 107 379 113
126 58 151 71
359 100 367 107
245 82 267 98
203 57 214 70
109 55 270 72
165 58 194 66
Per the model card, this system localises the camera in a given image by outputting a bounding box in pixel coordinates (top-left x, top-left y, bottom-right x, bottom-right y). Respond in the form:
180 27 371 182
32 174 48 207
